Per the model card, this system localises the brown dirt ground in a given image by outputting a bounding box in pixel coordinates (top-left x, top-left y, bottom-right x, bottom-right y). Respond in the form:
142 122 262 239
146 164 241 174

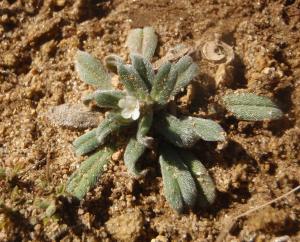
0 0 300 241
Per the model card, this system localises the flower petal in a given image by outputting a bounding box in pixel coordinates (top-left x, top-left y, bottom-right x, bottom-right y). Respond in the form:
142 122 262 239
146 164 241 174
118 99 126 108
121 109 132 119
131 108 140 120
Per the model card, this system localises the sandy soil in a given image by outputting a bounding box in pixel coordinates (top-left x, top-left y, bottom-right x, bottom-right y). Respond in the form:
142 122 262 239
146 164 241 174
0 0 299 241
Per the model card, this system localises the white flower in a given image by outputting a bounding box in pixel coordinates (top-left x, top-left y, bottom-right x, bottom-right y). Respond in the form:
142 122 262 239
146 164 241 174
118 95 140 120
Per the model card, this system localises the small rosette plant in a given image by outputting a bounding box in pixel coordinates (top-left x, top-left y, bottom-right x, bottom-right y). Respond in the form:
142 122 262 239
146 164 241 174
66 27 283 213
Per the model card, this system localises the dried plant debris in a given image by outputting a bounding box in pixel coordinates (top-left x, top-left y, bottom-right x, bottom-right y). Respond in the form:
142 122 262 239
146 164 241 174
47 103 101 129
202 38 234 64
49 26 283 213
153 44 192 70
202 35 235 87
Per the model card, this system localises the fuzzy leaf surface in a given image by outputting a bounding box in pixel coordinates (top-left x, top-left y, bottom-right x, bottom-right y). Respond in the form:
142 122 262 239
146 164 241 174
124 138 146 177
126 27 158 61
73 129 101 156
131 54 154 89
95 113 131 145
75 50 112 89
159 144 198 211
223 93 283 121
172 56 199 95
118 64 149 100
66 147 113 200
188 117 226 142
83 90 126 108
157 114 225 148
159 154 184 213
151 62 177 105
157 114 197 147
137 110 153 147
180 150 216 208
104 54 124 74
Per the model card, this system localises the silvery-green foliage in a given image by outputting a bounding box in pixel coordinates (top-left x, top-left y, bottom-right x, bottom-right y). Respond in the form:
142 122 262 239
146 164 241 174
65 26 283 213
73 113 131 156
75 50 112 89
136 110 153 147
131 54 154 89
172 55 200 95
151 62 177 105
124 138 146 177
223 93 283 121
83 90 125 108
66 147 113 199
104 54 124 74
180 150 216 208
159 144 198 212
126 26 158 61
157 114 225 148
118 64 149 100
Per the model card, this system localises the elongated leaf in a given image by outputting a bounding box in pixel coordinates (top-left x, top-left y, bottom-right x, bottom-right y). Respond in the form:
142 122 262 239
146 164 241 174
157 114 197 148
104 54 124 74
75 136 102 156
187 117 226 141
157 114 225 148
151 62 177 105
172 55 199 95
137 110 153 147
180 150 216 208
223 93 283 121
75 50 112 89
159 154 184 213
73 129 102 156
126 27 158 61
124 138 146 177
66 147 113 199
74 114 131 156
95 113 131 145
73 129 96 148
131 54 154 89
83 90 126 108
160 144 198 211
118 64 149 100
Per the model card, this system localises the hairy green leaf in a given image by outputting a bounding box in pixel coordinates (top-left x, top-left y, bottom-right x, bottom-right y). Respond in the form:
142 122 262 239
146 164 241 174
180 150 216 208
124 138 147 177
157 114 225 148
172 55 199 95
75 50 112 89
104 54 124 74
66 147 113 199
159 154 184 213
73 129 101 156
137 110 153 148
126 27 158 61
188 117 226 142
131 54 154 89
73 129 96 148
95 113 131 145
159 144 198 211
73 114 131 156
151 62 177 105
157 114 198 148
118 64 149 100
223 93 283 121
83 90 126 108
